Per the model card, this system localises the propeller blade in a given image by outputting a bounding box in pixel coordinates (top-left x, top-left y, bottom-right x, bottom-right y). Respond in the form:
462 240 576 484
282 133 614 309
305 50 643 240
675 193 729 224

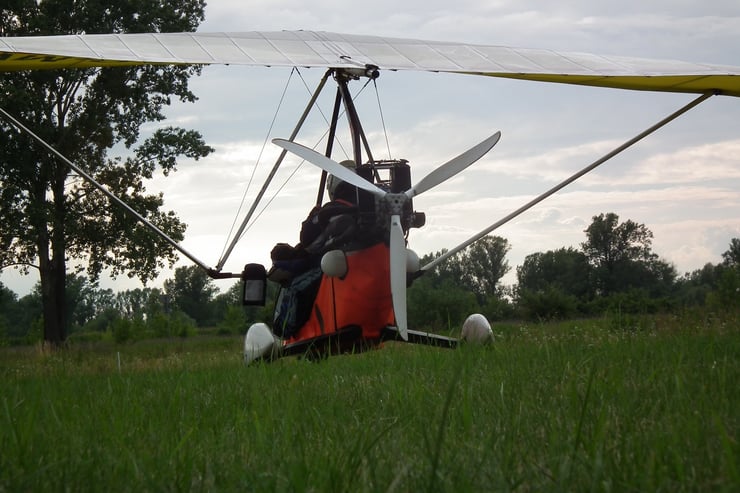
389 214 408 341
405 131 501 198
272 138 386 198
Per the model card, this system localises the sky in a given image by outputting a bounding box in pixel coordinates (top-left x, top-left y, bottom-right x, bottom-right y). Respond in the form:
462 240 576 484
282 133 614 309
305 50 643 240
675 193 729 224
2 0 740 296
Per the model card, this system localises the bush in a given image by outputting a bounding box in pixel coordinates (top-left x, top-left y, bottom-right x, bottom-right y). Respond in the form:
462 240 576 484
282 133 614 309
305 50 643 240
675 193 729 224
0 317 8 347
706 268 740 311
584 288 674 317
25 318 43 345
146 311 196 338
217 305 249 335
79 307 123 333
67 331 106 344
517 287 579 321
111 318 134 343
481 296 515 321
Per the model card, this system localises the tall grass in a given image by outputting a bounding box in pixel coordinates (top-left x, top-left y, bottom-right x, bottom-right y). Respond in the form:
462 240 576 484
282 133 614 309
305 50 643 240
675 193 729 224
1 315 738 492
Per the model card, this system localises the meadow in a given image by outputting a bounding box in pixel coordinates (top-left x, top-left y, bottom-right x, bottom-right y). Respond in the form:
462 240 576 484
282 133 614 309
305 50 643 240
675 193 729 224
1 313 738 492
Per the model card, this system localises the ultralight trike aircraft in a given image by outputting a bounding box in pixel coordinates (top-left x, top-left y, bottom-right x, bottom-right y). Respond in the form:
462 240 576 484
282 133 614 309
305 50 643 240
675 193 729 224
1 31 739 363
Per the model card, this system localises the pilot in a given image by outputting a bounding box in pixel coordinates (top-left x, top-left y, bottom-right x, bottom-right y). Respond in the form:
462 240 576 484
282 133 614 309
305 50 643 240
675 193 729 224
299 160 359 252
268 160 358 284
268 161 359 338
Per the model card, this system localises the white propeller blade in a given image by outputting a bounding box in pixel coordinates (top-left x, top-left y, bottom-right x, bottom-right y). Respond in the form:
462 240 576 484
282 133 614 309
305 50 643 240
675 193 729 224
272 138 386 198
405 131 501 198
389 214 408 340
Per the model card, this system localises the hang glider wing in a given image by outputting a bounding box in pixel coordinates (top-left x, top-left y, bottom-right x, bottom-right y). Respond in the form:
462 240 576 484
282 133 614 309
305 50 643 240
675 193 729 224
1 31 739 96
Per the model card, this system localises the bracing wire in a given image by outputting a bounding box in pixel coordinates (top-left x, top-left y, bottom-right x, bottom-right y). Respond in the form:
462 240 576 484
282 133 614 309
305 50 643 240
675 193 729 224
218 68 296 261
234 131 329 243
373 78 393 160
232 71 379 244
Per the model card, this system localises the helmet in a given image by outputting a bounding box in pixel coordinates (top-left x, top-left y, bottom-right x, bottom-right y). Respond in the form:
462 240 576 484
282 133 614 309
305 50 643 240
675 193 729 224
327 160 356 200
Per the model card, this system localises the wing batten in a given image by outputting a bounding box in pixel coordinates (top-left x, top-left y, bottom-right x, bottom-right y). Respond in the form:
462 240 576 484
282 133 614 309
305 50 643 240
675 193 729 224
1 30 739 96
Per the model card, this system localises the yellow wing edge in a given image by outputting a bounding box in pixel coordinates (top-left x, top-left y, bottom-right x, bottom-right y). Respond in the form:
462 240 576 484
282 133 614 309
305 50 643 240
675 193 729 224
0 52 181 71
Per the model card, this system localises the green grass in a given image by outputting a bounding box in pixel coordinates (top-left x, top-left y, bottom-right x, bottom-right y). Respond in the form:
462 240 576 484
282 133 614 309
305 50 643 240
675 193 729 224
1 316 738 492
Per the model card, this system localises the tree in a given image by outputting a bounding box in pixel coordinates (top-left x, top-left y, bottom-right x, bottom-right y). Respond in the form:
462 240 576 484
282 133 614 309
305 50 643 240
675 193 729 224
423 235 511 303
722 238 740 267
0 281 18 342
516 247 592 299
12 289 43 341
408 274 478 330
581 213 663 296
163 265 219 327
211 280 277 331
702 238 740 311
64 273 115 332
461 235 511 301
0 1 213 345
115 287 165 322
409 236 510 327
515 247 593 320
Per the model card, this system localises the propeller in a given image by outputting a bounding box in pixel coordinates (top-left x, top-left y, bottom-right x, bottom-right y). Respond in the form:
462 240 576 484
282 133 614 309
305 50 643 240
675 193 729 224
272 131 501 340
272 139 386 198
389 214 407 338
405 133 502 198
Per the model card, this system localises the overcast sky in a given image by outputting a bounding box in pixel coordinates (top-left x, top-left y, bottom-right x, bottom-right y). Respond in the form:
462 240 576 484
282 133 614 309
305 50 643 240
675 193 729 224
3 0 740 296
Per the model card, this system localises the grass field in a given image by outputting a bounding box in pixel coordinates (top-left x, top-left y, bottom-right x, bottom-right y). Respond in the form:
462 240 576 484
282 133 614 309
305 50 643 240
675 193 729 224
1 313 738 492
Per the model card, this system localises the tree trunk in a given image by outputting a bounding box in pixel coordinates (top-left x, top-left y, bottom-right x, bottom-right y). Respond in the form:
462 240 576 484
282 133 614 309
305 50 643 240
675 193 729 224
37 163 69 347
39 253 66 346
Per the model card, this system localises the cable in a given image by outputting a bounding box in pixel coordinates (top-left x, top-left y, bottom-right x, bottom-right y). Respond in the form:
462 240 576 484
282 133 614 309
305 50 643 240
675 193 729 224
219 68 297 260
373 78 393 159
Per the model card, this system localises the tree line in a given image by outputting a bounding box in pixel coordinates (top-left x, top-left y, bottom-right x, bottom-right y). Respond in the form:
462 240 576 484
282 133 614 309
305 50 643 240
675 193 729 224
1 212 738 345
409 212 739 328
0 264 273 345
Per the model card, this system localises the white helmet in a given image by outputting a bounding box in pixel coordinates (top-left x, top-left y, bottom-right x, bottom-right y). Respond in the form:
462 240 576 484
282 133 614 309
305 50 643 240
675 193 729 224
327 160 356 199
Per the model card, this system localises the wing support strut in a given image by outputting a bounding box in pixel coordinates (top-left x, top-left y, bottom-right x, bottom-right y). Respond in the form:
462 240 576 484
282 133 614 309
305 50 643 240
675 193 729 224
315 88 344 206
423 91 716 272
335 69 376 166
0 106 215 273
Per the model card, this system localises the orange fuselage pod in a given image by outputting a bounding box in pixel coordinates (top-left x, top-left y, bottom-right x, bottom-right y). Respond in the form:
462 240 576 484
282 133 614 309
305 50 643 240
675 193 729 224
285 242 395 345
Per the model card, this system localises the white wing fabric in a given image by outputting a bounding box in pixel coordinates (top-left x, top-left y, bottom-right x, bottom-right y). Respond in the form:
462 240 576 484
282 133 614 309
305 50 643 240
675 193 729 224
1 31 739 96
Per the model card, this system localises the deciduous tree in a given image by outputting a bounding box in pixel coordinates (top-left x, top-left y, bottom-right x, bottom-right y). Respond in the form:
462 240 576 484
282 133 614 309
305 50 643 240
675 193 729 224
0 0 212 345
462 235 511 300
581 213 673 296
423 236 510 302
164 265 218 327
722 238 740 267
516 247 592 299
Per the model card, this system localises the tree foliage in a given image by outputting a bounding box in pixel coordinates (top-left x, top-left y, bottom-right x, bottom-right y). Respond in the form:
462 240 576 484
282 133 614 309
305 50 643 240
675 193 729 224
410 235 510 328
1 219 736 342
0 0 212 344
461 235 511 300
164 265 218 327
516 247 592 320
427 235 510 302
722 238 740 267
581 212 675 296
517 247 592 299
